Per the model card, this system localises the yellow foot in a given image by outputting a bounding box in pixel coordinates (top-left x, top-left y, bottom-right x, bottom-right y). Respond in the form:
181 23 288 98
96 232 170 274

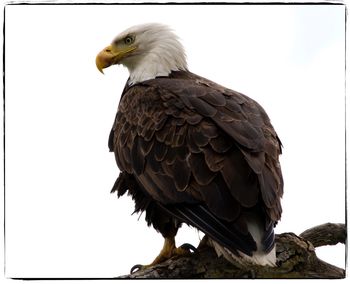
130 238 197 274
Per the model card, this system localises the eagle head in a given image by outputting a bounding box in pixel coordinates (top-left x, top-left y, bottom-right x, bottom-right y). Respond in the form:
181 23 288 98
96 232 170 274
96 23 188 85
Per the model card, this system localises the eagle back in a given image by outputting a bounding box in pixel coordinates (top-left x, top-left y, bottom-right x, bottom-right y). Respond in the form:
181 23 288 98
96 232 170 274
109 71 283 227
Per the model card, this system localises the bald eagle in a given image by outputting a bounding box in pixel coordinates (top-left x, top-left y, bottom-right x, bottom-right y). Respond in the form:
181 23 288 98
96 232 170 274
96 23 283 272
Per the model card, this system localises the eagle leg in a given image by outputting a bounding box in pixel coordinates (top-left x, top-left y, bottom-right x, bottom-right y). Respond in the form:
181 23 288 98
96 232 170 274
130 237 196 274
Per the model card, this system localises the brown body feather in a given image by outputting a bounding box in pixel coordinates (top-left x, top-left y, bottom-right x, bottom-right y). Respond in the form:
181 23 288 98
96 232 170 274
110 71 283 257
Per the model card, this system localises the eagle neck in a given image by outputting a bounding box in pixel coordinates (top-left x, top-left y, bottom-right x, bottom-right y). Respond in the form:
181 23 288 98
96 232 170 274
125 44 188 85
127 59 187 85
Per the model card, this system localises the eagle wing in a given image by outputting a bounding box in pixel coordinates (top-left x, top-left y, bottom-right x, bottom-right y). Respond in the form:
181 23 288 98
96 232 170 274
109 71 283 256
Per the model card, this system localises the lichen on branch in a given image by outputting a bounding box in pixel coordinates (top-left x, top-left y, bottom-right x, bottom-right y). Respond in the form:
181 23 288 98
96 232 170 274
119 223 345 279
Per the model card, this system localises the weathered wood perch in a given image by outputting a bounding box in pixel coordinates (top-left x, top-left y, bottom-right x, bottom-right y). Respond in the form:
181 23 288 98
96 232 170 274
119 223 346 279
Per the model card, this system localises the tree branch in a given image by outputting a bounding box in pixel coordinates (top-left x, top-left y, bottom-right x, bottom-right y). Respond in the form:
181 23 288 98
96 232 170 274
300 223 346 247
119 223 346 279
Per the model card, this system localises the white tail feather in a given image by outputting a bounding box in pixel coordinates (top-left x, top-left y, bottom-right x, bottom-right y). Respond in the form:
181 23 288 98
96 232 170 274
208 219 277 267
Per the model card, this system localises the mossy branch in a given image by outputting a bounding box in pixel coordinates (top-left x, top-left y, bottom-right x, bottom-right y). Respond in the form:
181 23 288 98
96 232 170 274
119 223 346 279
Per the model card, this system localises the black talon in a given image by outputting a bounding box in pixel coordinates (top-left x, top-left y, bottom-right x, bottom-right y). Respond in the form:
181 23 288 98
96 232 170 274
180 243 198 253
130 264 143 274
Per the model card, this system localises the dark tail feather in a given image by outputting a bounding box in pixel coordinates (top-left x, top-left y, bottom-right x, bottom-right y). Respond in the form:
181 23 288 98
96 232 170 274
159 203 257 256
262 223 275 253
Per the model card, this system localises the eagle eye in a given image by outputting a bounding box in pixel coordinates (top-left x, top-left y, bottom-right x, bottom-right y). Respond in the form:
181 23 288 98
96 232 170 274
124 35 134 45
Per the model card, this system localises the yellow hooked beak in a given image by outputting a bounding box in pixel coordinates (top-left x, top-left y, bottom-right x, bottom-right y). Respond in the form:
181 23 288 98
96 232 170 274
95 44 136 74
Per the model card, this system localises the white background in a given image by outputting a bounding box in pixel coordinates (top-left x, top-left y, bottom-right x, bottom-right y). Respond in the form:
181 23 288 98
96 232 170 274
2 3 346 279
